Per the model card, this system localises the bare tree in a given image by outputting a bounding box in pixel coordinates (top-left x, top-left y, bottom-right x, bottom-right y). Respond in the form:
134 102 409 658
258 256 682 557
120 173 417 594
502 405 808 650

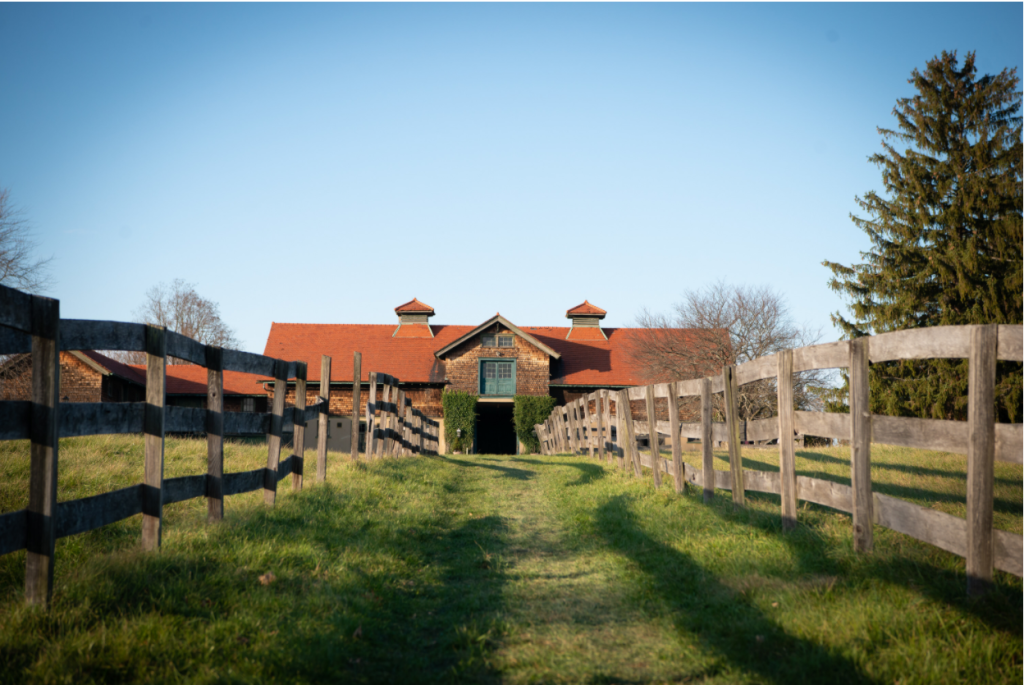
0 187 52 293
628 281 829 421
109 279 241 364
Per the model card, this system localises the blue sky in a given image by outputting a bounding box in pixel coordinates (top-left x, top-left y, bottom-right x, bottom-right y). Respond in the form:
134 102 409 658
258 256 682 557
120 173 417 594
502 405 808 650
1 3 1020 354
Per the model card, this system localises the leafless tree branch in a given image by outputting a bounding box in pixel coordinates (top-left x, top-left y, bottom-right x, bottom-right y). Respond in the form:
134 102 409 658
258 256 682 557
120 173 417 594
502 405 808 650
106 279 241 365
627 280 831 421
0 187 52 294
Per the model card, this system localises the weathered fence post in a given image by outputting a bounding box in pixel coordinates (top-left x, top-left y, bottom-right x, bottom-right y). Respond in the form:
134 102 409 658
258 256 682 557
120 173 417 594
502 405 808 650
607 392 618 464
777 349 797 530
563 404 574 454
701 378 714 503
264 359 288 506
292 362 307 491
392 387 404 456
404 401 414 456
596 391 606 461
554 412 565 454
25 295 59 605
351 351 361 461
645 384 662 487
668 382 684 494
618 390 642 477
317 354 331 481
376 378 391 459
850 337 873 552
614 393 627 469
566 405 574 454
141 325 166 550
562 405 575 454
206 345 224 522
723 366 744 507
967 324 998 595
581 395 594 458
390 382 403 457
576 399 587 456
388 380 400 457
365 372 378 459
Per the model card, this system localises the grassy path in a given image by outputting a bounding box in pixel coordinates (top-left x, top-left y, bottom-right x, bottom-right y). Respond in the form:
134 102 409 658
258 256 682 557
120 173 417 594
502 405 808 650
0 438 1021 683
424 454 1020 684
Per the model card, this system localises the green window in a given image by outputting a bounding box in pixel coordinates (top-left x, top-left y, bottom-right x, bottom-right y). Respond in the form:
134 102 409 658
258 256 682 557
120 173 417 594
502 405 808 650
482 334 514 348
480 360 515 395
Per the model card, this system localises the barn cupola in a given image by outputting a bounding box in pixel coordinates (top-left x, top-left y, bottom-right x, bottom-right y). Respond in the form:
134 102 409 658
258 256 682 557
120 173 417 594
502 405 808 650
393 298 435 338
565 300 608 340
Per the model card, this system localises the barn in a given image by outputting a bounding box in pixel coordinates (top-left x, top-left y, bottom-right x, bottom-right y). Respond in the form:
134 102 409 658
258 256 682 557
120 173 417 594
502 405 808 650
260 299 652 453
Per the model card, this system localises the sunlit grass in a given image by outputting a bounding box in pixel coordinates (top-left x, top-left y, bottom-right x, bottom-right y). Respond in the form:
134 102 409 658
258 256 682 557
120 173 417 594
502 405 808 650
0 437 1020 683
646 442 1023 533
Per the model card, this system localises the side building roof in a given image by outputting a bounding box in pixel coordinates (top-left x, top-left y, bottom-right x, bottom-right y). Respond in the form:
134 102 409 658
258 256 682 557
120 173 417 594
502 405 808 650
127 363 270 396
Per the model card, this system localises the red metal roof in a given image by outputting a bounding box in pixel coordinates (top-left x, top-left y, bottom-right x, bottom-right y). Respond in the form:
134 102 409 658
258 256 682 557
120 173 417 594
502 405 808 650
394 298 435 314
566 300 607 317
262 322 655 387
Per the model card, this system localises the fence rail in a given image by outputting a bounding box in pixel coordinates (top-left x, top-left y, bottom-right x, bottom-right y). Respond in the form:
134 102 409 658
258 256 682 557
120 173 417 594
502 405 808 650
0 283 431 607
534 324 1023 595
363 371 440 458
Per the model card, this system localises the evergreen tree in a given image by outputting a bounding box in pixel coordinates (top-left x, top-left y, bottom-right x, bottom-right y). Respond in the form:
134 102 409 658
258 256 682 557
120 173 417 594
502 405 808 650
824 51 1022 422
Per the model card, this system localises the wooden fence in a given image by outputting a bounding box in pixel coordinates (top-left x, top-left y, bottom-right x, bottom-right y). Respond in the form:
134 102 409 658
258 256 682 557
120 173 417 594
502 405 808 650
0 283 430 607
534 325 1023 595
363 371 439 458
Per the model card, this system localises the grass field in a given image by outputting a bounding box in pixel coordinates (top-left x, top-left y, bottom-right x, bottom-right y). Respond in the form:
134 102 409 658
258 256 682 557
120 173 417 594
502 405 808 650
0 436 1021 684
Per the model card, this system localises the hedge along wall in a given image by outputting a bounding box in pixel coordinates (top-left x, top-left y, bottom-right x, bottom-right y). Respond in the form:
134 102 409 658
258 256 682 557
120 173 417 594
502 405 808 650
442 388 478 453
514 394 557 454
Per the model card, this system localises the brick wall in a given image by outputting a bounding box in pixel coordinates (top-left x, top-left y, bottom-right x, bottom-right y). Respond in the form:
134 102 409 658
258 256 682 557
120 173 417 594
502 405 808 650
0 355 31 401
275 384 444 419
0 352 108 403
443 323 551 397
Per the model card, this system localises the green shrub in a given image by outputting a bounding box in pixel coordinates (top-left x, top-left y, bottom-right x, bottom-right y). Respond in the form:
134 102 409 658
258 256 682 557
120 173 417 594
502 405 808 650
513 395 557 454
442 389 478 453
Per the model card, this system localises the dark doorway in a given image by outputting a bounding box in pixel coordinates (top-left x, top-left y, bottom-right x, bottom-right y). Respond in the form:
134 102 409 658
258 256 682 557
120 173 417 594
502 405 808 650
476 402 517 455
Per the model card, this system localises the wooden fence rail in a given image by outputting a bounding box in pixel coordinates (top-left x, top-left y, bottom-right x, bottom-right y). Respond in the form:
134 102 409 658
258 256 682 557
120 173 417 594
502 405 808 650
363 371 439 459
534 324 1023 595
1 283 371 606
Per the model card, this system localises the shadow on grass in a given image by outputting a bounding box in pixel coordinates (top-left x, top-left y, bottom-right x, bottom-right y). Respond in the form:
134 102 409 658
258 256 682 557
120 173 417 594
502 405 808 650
0 464 511 684
796 449 1020 487
594 494 876 684
738 453 1020 516
439 455 534 481
707 489 1023 634
511 457 608 487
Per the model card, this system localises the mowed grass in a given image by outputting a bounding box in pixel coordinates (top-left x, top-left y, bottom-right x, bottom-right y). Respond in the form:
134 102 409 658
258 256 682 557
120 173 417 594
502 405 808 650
0 436 1020 684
